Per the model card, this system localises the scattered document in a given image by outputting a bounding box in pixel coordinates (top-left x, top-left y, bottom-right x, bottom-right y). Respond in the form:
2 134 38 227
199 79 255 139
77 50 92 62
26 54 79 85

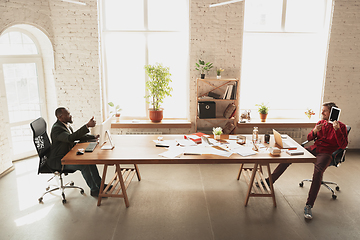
232 146 257 157
176 139 197 147
153 140 177 148
159 146 183 158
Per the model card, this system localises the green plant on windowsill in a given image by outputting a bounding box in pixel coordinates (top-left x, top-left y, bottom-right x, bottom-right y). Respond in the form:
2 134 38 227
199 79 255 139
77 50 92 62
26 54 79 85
108 102 122 117
144 63 173 122
255 103 269 122
256 103 269 114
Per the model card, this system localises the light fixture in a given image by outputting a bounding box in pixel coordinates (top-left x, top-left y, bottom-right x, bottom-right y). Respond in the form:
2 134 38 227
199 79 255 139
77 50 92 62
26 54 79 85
209 0 243 8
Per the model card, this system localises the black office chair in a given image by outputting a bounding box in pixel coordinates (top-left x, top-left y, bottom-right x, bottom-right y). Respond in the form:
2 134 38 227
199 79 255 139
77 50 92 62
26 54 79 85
299 125 351 199
30 117 84 204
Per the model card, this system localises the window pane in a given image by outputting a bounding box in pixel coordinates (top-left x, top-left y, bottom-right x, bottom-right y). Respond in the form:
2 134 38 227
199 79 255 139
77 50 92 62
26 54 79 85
11 125 34 155
148 33 188 118
104 33 146 117
0 32 38 55
240 33 326 119
3 63 41 123
148 0 188 31
103 0 144 30
102 0 189 119
244 0 283 32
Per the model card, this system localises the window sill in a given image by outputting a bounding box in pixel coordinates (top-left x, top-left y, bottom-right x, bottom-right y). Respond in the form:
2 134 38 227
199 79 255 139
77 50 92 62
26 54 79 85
237 119 317 128
111 120 192 129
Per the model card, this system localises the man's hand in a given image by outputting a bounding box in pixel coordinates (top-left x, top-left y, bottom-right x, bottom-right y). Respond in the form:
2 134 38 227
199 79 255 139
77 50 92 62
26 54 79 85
313 123 323 135
86 116 96 128
333 120 340 131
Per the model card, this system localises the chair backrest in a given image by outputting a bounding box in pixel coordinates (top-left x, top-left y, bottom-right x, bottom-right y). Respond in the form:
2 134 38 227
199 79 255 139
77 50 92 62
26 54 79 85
30 117 53 174
331 125 351 167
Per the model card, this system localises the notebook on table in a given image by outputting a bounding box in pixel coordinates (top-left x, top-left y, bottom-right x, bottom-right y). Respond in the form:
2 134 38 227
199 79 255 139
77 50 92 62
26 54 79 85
273 129 297 150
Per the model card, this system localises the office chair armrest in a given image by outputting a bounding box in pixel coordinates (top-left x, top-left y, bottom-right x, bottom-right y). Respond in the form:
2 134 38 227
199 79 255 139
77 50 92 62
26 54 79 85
301 140 309 147
331 147 347 166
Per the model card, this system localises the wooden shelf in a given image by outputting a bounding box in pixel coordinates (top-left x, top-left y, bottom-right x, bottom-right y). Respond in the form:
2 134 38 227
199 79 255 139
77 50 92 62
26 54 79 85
197 98 237 102
197 117 235 120
196 78 239 133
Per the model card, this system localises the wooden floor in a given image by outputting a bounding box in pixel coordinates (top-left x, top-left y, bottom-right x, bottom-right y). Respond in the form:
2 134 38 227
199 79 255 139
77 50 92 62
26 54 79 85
1 150 360 240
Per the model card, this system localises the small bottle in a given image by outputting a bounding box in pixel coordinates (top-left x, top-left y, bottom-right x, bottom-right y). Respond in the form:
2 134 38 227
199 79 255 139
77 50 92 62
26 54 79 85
252 127 259 143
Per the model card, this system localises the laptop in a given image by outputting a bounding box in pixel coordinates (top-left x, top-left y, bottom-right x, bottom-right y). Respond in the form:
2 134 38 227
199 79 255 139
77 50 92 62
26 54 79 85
101 130 115 150
273 129 297 149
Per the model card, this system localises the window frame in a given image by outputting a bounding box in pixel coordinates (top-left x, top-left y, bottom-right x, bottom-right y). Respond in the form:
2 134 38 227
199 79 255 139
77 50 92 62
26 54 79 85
0 28 47 160
240 0 332 121
99 0 190 121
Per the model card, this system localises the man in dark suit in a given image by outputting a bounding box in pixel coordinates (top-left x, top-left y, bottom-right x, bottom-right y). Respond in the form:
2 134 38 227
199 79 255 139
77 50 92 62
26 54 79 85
48 107 103 197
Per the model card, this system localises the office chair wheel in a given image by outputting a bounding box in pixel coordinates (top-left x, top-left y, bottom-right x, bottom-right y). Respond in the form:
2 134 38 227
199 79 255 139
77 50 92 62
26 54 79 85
80 189 84 194
299 182 304 187
61 193 67 204
336 186 340 191
38 197 43 203
332 194 337 199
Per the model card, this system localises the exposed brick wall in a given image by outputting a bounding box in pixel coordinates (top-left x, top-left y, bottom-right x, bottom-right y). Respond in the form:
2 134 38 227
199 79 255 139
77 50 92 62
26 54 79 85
0 0 101 175
189 0 244 128
324 0 360 147
49 0 101 129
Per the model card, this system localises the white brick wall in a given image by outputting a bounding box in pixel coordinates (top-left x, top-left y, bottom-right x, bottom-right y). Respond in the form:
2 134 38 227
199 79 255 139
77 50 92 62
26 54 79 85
324 0 360 148
190 0 244 128
49 0 101 130
0 0 359 175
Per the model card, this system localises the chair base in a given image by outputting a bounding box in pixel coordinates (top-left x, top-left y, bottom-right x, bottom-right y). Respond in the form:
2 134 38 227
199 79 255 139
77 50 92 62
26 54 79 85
299 179 340 199
39 172 84 204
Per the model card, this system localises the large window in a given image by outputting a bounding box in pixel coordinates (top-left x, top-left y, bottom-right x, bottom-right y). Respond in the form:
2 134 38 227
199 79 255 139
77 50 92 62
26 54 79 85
0 30 47 160
101 0 189 119
240 0 332 120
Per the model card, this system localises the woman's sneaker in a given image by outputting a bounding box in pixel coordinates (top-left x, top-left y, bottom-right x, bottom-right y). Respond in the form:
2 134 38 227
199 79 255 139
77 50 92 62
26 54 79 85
304 205 313 219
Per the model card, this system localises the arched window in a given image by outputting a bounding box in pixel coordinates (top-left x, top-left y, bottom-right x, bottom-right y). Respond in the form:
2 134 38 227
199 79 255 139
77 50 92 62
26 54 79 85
0 29 47 160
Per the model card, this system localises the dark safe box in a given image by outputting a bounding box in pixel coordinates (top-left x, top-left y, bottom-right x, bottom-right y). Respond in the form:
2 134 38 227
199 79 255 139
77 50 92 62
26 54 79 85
198 101 216 119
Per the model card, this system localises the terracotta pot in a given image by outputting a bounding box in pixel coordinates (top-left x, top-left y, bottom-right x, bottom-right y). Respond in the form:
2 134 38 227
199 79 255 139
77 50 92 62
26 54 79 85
259 113 268 122
149 109 163 122
115 113 120 122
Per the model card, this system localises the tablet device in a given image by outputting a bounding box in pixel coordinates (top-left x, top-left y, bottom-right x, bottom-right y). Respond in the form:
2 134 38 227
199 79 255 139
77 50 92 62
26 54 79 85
329 107 341 123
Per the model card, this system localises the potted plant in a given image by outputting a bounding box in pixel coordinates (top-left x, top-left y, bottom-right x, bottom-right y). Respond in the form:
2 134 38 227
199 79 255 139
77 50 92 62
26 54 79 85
195 59 213 79
305 108 315 119
255 103 269 122
216 68 224 79
144 63 173 122
212 127 223 139
108 102 122 122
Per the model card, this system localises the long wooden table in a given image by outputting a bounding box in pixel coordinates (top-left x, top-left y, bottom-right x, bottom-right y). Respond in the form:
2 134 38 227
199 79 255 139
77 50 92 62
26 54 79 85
61 134 316 207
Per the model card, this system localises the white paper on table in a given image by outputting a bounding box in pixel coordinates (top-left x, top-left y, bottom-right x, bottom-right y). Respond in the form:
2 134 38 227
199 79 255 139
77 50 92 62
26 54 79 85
201 146 233 157
232 146 257 157
159 146 183 158
182 146 202 155
175 138 197 146
153 140 178 147
228 135 239 140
